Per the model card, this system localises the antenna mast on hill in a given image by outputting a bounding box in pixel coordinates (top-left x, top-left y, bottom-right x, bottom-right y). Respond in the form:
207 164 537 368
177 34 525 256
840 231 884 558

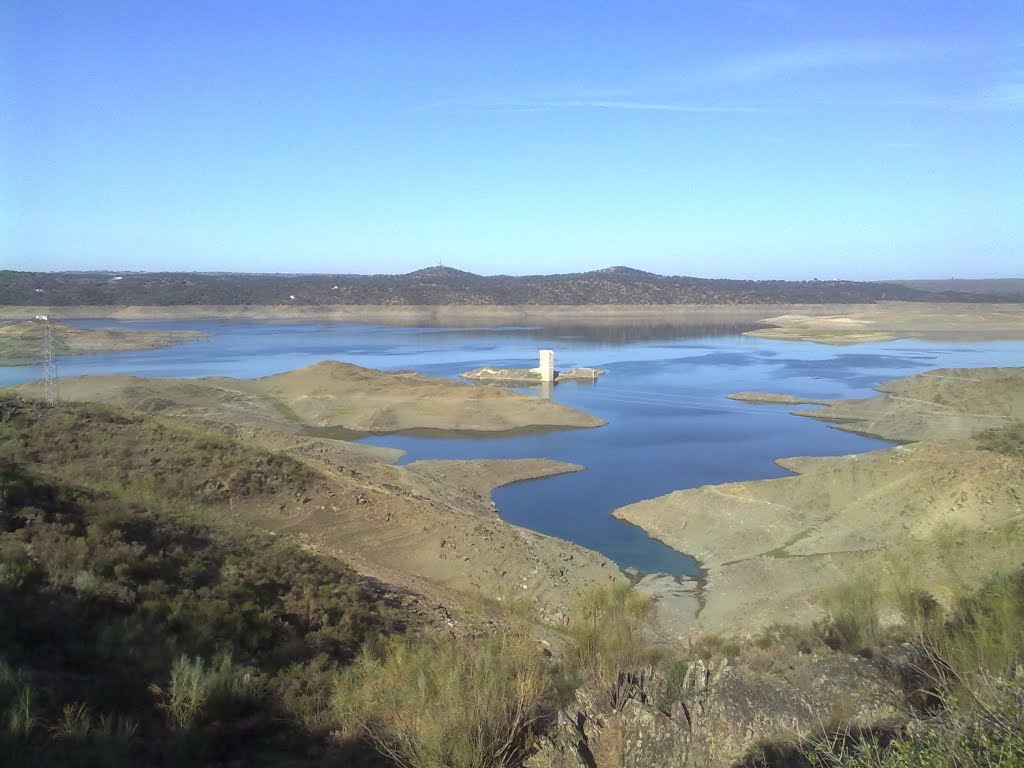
36 314 59 406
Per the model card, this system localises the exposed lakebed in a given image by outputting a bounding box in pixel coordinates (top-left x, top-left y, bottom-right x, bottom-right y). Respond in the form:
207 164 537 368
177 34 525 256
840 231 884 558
4 318 1024 577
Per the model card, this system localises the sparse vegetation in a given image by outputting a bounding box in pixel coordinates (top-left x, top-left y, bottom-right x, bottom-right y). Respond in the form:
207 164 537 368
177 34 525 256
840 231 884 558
563 581 657 691
2 395 1022 767
0 399 407 765
799 566 1024 768
976 421 1024 458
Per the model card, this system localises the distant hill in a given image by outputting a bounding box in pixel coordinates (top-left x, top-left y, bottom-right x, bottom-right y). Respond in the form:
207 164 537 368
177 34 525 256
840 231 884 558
891 279 1024 300
0 268 1012 306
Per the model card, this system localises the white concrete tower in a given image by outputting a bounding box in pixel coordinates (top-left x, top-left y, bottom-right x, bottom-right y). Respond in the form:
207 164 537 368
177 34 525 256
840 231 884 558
538 349 555 382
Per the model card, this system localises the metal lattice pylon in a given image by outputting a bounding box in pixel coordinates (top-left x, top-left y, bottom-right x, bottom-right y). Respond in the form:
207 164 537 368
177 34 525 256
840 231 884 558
37 315 59 405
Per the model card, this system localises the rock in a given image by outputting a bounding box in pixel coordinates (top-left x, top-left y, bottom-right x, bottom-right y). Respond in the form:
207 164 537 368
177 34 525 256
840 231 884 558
527 674 691 768
528 650 906 768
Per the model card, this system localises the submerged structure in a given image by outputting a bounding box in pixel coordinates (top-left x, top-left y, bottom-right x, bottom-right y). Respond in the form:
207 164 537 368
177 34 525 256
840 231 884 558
460 350 605 384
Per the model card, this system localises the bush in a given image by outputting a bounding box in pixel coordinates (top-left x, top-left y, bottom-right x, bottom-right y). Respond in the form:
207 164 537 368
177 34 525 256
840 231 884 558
931 569 1024 711
821 577 884 654
975 422 1024 458
807 678 1024 767
0 661 35 740
563 582 656 688
333 634 555 768
156 653 261 730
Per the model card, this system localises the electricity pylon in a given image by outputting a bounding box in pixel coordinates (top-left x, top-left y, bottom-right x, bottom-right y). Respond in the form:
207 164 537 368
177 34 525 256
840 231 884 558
36 315 59 405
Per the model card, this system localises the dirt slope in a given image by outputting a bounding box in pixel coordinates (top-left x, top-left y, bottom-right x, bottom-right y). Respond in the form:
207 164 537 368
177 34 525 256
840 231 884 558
1 396 621 625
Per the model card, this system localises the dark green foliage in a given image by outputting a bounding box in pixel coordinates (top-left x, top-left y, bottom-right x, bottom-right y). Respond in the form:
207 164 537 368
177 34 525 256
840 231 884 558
0 405 406 766
0 267 1000 307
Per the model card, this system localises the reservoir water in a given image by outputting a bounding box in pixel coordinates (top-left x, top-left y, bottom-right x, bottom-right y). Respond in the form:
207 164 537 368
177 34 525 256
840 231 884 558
4 319 1024 577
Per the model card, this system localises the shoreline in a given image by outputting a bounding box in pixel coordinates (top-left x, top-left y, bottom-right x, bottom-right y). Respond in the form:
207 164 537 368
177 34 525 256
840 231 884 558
3 301 1022 345
613 366 1024 635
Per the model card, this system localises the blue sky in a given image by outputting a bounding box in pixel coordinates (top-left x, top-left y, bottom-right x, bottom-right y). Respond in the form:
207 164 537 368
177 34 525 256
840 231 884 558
2 1 1022 278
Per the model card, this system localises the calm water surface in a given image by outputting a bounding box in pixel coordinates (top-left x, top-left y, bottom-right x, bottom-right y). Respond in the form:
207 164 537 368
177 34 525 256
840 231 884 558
5 319 1023 577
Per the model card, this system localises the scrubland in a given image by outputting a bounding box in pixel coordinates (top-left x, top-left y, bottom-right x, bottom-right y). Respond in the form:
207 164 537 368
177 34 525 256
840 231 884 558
2 395 1021 767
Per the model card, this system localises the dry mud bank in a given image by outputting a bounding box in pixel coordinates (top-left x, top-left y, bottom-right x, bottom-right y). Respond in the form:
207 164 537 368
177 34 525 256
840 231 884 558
745 302 1024 344
0 303 792 323
0 319 207 365
616 367 1024 635
5 301 1022 343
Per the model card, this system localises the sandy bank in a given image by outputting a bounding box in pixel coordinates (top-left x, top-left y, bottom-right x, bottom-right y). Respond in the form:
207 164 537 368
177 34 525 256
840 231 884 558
5 301 1023 345
744 302 1024 344
616 367 1024 635
8 359 604 433
727 392 828 406
0 303 794 323
0 319 208 366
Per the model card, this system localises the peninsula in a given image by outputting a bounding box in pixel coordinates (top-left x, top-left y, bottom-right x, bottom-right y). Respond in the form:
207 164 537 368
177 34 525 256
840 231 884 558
614 367 1024 635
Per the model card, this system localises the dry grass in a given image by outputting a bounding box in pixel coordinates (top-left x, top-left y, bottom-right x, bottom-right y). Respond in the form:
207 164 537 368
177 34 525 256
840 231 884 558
333 633 555 768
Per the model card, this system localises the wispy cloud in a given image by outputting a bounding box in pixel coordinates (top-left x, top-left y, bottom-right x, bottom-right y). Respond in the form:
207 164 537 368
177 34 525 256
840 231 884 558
422 98 766 114
713 39 948 82
893 80 1024 112
520 100 765 113
979 81 1024 109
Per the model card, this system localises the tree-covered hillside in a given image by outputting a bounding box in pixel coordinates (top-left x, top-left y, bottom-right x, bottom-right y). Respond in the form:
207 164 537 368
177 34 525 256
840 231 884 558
0 267 1002 306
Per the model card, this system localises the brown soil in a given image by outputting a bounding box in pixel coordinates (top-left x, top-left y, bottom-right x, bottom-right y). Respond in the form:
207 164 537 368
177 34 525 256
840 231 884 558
0 319 207 365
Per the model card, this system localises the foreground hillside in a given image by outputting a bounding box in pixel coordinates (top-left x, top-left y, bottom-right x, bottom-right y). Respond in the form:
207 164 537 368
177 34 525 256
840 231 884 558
0 267 1003 307
0 400 416 765
2 396 1023 766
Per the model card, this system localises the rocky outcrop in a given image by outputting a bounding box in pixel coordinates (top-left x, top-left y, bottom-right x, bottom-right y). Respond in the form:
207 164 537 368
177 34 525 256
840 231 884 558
527 650 906 768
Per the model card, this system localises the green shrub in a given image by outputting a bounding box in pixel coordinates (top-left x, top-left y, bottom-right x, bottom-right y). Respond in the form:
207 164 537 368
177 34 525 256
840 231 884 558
975 422 1024 458
933 569 1024 710
157 653 261 730
563 581 656 688
807 678 1024 767
822 577 883 654
333 633 555 768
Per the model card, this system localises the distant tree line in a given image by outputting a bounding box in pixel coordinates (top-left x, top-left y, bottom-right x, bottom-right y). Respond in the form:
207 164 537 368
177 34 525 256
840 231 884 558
0 266 1005 306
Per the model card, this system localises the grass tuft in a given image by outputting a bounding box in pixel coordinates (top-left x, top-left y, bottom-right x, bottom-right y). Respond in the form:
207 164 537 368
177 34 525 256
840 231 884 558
333 633 554 768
